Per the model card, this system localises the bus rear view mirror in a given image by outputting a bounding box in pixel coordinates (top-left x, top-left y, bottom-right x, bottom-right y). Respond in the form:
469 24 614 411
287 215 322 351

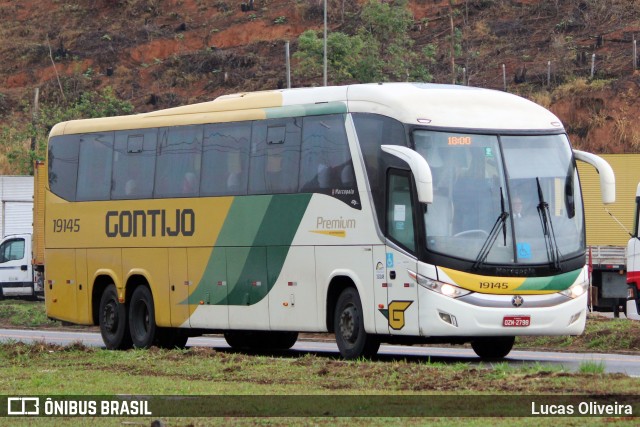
381 145 433 204
573 150 615 204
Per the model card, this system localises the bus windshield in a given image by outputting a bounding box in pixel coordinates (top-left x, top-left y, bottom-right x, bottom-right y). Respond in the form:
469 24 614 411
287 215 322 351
414 131 584 266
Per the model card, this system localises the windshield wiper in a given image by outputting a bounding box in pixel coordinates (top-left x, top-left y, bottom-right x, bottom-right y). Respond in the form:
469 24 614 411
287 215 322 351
473 187 509 270
536 177 562 271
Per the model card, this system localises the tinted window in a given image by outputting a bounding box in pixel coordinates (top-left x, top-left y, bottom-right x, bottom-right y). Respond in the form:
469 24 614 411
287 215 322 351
353 114 407 228
48 135 80 201
299 114 359 207
201 122 251 196
76 132 114 201
0 238 25 263
112 129 158 199
387 172 416 252
249 118 301 194
154 125 203 198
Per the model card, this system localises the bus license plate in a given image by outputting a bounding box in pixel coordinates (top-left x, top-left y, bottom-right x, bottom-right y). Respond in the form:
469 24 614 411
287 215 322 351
503 315 530 327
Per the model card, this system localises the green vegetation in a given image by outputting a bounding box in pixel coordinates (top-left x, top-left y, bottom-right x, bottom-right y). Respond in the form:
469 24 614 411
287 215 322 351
1 300 638 425
294 0 434 83
0 299 53 328
578 360 606 374
0 87 133 175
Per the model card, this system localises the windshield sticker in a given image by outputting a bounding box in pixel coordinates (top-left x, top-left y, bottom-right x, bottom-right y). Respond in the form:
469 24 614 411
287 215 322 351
517 242 532 259
484 147 494 157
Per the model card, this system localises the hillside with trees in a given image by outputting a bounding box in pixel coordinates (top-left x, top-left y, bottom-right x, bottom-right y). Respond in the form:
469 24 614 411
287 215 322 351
1 0 639 174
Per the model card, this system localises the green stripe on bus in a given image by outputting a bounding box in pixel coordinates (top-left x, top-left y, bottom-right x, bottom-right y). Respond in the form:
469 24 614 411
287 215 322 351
516 269 582 291
187 194 312 306
265 102 347 119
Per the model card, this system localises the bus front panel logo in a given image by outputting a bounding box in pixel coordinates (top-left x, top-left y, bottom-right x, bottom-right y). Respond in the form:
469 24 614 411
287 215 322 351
379 300 413 330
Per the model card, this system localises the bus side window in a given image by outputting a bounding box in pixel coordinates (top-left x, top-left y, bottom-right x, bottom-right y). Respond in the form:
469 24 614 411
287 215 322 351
154 125 203 198
76 132 114 201
249 118 301 195
387 172 416 253
299 114 355 195
112 129 158 200
201 122 251 196
48 135 80 202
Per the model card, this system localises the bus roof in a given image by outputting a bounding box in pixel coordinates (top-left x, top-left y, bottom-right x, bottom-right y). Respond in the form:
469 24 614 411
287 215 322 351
49 83 563 137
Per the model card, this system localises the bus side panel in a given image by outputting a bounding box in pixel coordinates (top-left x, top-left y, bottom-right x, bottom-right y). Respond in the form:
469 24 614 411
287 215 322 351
122 248 171 328
227 247 269 330
86 248 122 308
45 249 78 323
187 247 229 329
75 249 90 324
167 248 189 327
268 246 319 331
315 245 376 334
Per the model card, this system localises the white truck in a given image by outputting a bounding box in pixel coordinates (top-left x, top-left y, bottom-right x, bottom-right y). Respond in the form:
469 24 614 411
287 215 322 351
0 174 44 299
589 245 628 316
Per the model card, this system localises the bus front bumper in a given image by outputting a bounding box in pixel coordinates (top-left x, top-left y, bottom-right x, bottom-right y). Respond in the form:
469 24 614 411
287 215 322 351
417 286 588 337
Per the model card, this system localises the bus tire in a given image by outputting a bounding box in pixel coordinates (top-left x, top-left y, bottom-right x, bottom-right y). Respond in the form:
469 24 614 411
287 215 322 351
129 285 157 349
223 331 298 351
334 287 380 359
99 284 132 350
155 328 189 349
267 331 298 350
223 331 250 349
471 336 515 360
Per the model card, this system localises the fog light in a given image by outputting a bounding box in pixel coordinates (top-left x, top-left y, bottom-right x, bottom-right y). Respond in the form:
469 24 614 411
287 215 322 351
438 311 458 327
568 311 582 325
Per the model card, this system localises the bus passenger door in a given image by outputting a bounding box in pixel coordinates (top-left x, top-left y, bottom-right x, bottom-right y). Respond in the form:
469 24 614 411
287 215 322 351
384 171 420 336
168 248 190 327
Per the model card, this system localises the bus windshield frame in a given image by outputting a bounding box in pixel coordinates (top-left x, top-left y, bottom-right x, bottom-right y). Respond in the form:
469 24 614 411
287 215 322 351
413 130 584 270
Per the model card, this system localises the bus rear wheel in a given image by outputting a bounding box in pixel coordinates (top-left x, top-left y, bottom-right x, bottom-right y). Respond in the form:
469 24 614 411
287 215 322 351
334 287 380 359
99 284 132 350
471 336 515 360
129 286 157 348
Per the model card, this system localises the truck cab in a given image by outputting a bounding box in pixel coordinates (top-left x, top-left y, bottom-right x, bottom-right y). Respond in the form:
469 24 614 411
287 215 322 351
0 233 43 299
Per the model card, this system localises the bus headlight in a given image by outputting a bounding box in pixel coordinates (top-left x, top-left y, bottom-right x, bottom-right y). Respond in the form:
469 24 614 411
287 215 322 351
560 281 588 299
408 270 471 298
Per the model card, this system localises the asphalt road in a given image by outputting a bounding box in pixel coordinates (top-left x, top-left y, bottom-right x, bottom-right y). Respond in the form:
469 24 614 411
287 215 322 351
1 328 640 376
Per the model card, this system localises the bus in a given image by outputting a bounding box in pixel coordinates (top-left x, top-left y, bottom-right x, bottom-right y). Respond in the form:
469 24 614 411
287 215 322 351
43 83 615 359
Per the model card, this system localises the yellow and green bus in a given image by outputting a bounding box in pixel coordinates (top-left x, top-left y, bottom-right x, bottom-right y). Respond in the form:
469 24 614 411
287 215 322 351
43 83 615 359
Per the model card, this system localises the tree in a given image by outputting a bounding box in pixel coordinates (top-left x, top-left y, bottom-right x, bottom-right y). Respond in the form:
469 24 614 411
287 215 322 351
294 0 436 84
0 87 134 175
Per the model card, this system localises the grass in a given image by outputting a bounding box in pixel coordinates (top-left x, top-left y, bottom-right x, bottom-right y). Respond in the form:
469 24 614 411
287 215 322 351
578 360 606 374
0 299 54 328
0 341 638 425
1 300 639 425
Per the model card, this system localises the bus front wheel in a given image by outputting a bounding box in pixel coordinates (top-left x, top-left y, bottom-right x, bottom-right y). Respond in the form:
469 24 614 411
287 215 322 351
471 336 515 360
129 286 157 348
99 284 132 350
334 287 380 359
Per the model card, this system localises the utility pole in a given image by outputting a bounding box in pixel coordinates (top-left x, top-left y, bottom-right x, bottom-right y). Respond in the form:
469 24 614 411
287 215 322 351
285 41 291 89
323 0 327 86
30 88 39 153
